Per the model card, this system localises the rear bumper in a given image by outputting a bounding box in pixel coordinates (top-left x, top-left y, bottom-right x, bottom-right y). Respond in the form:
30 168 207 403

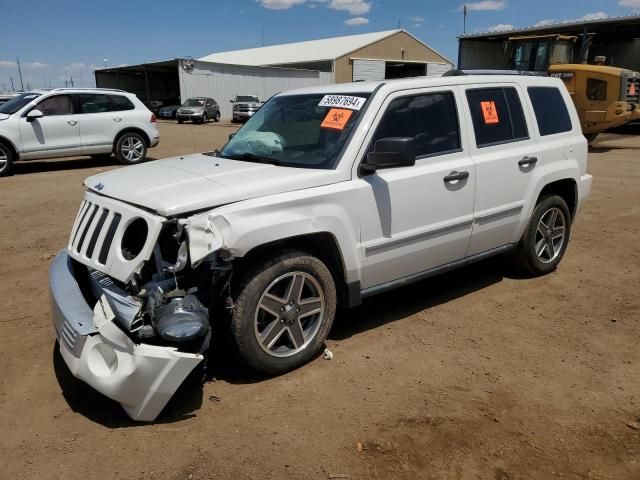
149 136 160 148
50 251 203 422
577 173 593 213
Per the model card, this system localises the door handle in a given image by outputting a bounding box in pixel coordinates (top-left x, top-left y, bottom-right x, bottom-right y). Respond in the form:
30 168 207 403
113 117 122 122
443 171 469 183
67 120 77 126
518 156 538 167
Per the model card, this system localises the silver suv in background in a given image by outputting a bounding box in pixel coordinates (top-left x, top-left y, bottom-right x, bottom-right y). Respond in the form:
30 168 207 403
0 88 159 176
231 95 262 122
176 97 220 124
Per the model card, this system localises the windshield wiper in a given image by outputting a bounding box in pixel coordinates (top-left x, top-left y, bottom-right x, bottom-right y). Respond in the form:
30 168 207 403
221 152 281 165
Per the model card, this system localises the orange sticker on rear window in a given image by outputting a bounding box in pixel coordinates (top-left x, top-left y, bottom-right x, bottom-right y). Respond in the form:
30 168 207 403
321 108 353 130
480 101 500 124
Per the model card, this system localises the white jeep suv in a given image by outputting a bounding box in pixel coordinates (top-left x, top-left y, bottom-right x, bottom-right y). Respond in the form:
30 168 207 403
0 88 159 176
50 75 592 421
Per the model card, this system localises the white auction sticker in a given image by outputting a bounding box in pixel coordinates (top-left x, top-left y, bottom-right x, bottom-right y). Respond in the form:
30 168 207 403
318 95 367 110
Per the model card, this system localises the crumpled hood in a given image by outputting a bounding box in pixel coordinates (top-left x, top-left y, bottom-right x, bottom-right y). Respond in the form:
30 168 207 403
84 153 344 217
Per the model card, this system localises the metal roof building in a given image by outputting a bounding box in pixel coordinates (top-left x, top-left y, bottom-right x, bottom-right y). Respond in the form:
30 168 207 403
200 29 453 83
457 15 640 72
95 29 452 119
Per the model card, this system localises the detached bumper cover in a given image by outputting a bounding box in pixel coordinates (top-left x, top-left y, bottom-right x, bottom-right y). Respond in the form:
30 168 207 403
50 251 203 422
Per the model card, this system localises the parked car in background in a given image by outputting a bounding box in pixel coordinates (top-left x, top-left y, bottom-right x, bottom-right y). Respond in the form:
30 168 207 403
50 75 591 421
177 97 220 124
0 93 19 106
158 104 180 119
231 95 262 122
0 88 159 176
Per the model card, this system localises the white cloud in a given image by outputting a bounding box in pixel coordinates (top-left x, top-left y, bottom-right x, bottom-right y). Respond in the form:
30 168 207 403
329 0 371 15
461 1 507 11
619 0 640 8
344 16 369 25
485 23 514 31
258 0 305 10
534 19 555 26
408 15 425 23
0 60 17 68
23 62 48 70
576 12 609 21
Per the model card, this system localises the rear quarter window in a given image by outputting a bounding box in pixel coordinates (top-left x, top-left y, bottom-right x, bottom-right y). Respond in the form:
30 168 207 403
527 87 573 136
466 87 528 148
110 95 135 111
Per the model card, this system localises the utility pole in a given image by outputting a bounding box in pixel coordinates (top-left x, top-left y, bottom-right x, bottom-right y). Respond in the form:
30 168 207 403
104 58 108 68
70 76 74 87
463 4 468 34
16 57 24 91
260 23 264 46
65 80 68 88
10 77 15 91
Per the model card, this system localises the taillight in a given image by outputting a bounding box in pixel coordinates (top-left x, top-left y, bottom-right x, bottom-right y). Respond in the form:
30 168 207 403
150 113 157 123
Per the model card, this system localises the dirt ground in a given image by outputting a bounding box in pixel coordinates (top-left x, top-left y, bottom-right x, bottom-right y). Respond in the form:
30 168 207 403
0 121 638 480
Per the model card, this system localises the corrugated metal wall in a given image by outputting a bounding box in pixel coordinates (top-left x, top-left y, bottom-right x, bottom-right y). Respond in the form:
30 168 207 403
426 62 453 77
353 59 386 81
179 61 334 118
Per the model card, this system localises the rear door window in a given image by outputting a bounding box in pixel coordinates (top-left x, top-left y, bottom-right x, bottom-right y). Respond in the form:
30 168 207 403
527 87 573 136
369 91 461 158
77 94 111 114
466 87 529 148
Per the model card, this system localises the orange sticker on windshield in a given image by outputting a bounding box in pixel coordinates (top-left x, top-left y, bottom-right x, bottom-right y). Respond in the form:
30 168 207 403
480 101 500 124
630 82 637 96
321 108 353 130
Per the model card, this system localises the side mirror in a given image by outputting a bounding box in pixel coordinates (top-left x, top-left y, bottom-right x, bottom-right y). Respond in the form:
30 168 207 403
360 137 415 175
26 109 43 122
230 100 235 103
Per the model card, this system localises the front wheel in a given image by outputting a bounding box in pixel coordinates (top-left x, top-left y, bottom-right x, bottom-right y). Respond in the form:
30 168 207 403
231 252 337 375
214 111 221 122
513 195 571 275
115 133 147 165
201 113 208 124
0 142 15 177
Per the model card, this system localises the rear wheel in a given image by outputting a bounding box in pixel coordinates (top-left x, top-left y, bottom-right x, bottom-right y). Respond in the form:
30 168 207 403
214 111 221 122
115 133 147 165
0 142 15 177
231 251 336 375
513 195 571 275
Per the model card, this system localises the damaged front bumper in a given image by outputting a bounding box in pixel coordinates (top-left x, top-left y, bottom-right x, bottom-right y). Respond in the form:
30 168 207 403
50 251 203 422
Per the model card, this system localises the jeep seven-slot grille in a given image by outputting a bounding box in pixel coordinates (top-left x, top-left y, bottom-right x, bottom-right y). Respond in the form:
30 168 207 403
70 199 121 265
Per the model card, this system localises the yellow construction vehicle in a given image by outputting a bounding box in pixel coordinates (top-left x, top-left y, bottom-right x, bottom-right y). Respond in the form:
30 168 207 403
549 63 640 143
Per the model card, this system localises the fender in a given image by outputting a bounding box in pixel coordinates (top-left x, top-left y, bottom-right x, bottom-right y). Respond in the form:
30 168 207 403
186 182 363 284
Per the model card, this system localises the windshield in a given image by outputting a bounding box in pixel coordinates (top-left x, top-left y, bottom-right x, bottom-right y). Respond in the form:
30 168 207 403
236 96 259 103
220 93 371 169
0 92 41 115
183 98 205 107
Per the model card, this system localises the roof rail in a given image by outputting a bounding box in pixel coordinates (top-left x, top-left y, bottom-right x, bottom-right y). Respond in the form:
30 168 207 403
443 69 548 77
50 87 128 93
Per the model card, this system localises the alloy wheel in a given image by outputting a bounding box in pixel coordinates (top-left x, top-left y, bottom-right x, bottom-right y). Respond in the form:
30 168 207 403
535 207 566 264
121 136 145 162
254 271 325 358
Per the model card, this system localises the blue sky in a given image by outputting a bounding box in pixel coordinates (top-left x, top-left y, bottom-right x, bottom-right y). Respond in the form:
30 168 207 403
1 0 638 90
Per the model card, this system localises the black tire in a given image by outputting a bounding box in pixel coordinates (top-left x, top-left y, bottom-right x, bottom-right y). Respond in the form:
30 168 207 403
202 113 208 124
0 142 15 177
585 133 598 145
214 111 221 122
177 117 184 124
115 132 147 165
513 194 572 275
231 251 337 375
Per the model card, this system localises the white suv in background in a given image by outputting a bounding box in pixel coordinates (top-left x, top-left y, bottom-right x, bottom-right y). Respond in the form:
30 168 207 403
0 88 159 177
